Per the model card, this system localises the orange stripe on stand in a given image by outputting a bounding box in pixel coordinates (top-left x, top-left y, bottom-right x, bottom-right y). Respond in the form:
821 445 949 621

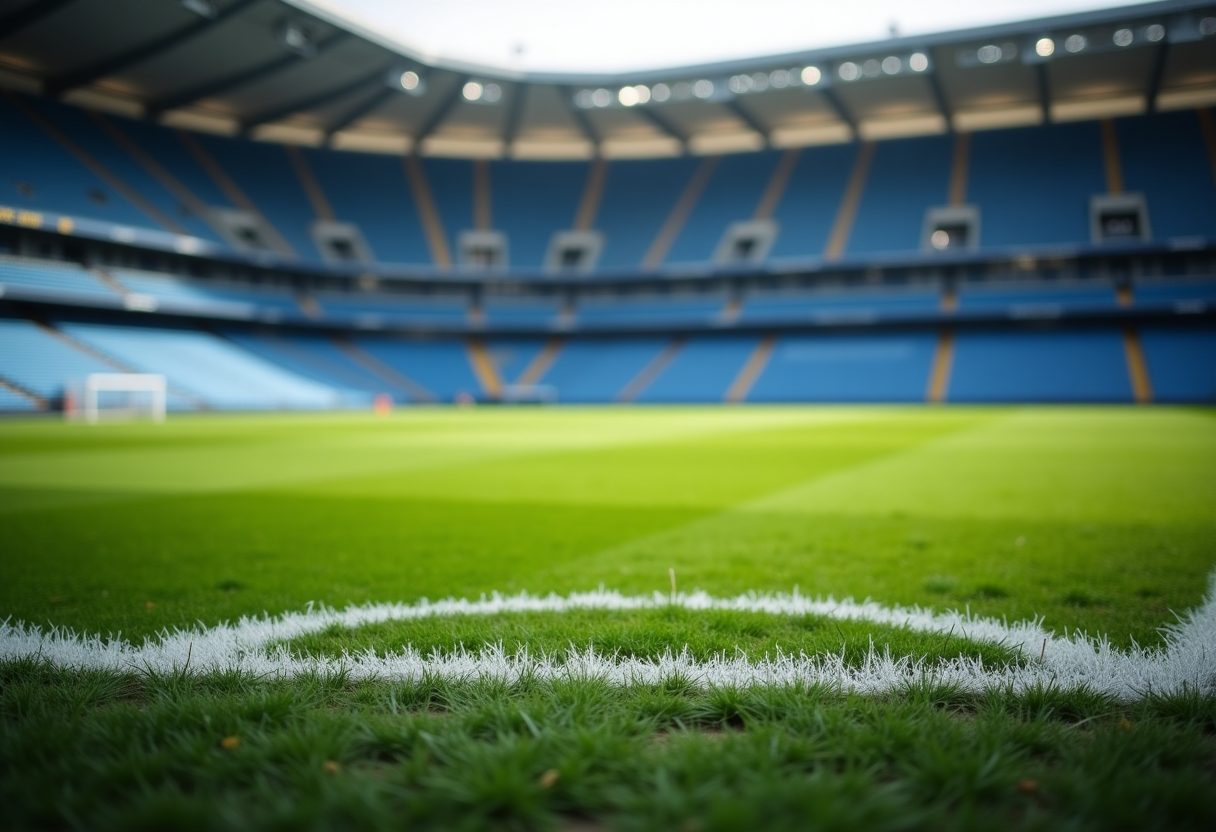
574 159 608 230
1116 284 1134 307
516 338 563 385
403 155 452 268
1122 326 1153 403
285 145 335 221
1100 118 1124 195
948 131 970 206
616 338 684 402
466 338 503 400
823 141 874 262
753 149 800 220
473 159 492 231
926 329 955 403
725 334 776 403
642 157 720 268
940 284 958 313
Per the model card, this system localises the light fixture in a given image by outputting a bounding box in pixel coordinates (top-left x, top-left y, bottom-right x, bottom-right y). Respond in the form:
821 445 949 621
750 72 768 92
908 52 929 71
462 81 484 101
386 67 426 96
1201 17 1216 36
619 86 640 106
1145 23 1165 42
769 69 790 89
838 62 860 81
482 83 502 103
1035 37 1055 57
800 66 822 85
651 83 671 102
1113 28 1134 47
278 18 317 58
882 56 902 74
1064 34 1087 53
692 79 714 98
181 0 217 18
862 59 881 77
575 90 594 108
591 88 612 107
977 45 1002 64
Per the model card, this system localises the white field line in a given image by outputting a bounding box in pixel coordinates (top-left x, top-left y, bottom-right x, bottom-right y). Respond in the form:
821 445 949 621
2 581 1214 700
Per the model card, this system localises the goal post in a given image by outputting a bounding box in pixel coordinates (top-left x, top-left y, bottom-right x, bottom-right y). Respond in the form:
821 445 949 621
69 373 168 423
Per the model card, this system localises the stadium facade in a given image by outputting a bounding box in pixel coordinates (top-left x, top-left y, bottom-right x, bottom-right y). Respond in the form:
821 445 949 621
1 0 1214 410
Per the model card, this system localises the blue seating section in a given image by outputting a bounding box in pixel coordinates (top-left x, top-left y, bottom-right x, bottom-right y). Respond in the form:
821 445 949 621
664 153 780 264
224 332 402 399
0 95 155 230
595 157 702 268
300 147 429 264
542 337 669 402
967 121 1107 248
483 296 561 327
949 328 1131 402
421 158 475 257
1116 110 1216 241
0 319 115 400
0 258 117 300
848 135 952 255
740 285 940 324
1133 279 1216 311
21 96 220 241
59 322 346 409
636 335 758 402
1139 326 1216 402
113 270 303 318
749 332 939 402
192 134 321 259
316 292 468 327
956 280 1118 315
351 336 482 401
768 144 859 260
489 161 588 268
484 339 550 383
577 293 727 327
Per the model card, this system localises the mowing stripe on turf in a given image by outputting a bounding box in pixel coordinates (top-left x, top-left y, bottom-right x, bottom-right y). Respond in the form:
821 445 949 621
3 577 1214 699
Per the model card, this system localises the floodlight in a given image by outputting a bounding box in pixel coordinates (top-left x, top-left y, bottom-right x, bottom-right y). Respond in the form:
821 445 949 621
862 59 881 77
692 79 714 98
591 88 612 107
750 72 768 91
278 18 317 58
1064 34 1087 53
909 52 929 71
482 83 502 103
1145 24 1165 42
838 62 860 81
386 68 427 96
462 81 484 101
651 83 671 102
977 45 1001 64
1035 37 1055 57
769 69 790 89
619 86 640 106
800 66 821 85
181 0 217 18
882 56 902 74
575 89 594 108
1113 28 1134 47
1202 18 1216 36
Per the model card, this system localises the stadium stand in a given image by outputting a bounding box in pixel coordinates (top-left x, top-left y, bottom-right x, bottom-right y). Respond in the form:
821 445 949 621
1 1 1214 410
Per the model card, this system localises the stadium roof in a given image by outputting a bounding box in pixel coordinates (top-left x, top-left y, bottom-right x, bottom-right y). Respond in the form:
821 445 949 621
0 0 1214 159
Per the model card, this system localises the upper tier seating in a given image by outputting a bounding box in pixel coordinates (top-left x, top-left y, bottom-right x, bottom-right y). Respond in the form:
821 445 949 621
4 92 1214 270
739 284 940 324
955 279 1119 315
748 332 939 402
948 328 1132 402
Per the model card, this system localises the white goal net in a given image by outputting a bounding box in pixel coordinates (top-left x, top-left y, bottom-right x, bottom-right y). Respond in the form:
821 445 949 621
67 373 167 423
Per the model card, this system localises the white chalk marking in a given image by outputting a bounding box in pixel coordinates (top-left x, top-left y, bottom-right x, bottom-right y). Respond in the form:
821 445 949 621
2 579 1213 700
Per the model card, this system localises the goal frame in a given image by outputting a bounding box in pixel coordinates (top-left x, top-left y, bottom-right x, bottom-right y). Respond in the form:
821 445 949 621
75 373 167 424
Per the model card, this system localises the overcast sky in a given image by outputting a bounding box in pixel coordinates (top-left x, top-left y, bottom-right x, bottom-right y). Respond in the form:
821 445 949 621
298 0 1146 73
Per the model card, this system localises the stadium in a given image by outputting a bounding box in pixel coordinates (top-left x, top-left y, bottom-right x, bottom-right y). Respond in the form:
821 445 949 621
1 0 1214 828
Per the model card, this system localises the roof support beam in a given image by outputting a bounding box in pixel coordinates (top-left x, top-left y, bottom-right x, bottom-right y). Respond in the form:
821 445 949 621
44 0 261 96
635 106 689 150
411 76 469 146
558 85 600 154
1035 63 1052 123
817 87 858 138
1145 40 1170 113
323 86 396 142
0 0 78 43
146 32 346 117
723 98 770 146
924 70 953 131
243 68 388 132
502 83 529 149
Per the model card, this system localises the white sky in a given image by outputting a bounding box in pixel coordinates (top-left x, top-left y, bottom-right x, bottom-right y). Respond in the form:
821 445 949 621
298 0 1146 74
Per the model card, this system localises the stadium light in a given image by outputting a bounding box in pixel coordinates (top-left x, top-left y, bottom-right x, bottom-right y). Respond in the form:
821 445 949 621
386 68 427 96
181 0 217 18
692 79 714 99
837 62 860 81
1035 37 1055 57
1064 34 1087 53
909 52 929 71
1202 17 1216 36
651 83 671 102
463 81 484 101
1113 28 1134 47
800 66 822 85
882 56 902 74
1145 23 1165 42
278 18 317 58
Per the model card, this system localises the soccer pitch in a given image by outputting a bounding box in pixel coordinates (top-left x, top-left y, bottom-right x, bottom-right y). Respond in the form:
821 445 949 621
2 406 1215 830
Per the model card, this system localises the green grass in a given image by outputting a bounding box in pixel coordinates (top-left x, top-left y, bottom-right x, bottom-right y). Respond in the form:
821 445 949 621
2 406 1215 829
282 606 1025 668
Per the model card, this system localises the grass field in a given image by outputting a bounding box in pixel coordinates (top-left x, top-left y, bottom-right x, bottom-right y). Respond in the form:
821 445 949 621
2 406 1215 830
